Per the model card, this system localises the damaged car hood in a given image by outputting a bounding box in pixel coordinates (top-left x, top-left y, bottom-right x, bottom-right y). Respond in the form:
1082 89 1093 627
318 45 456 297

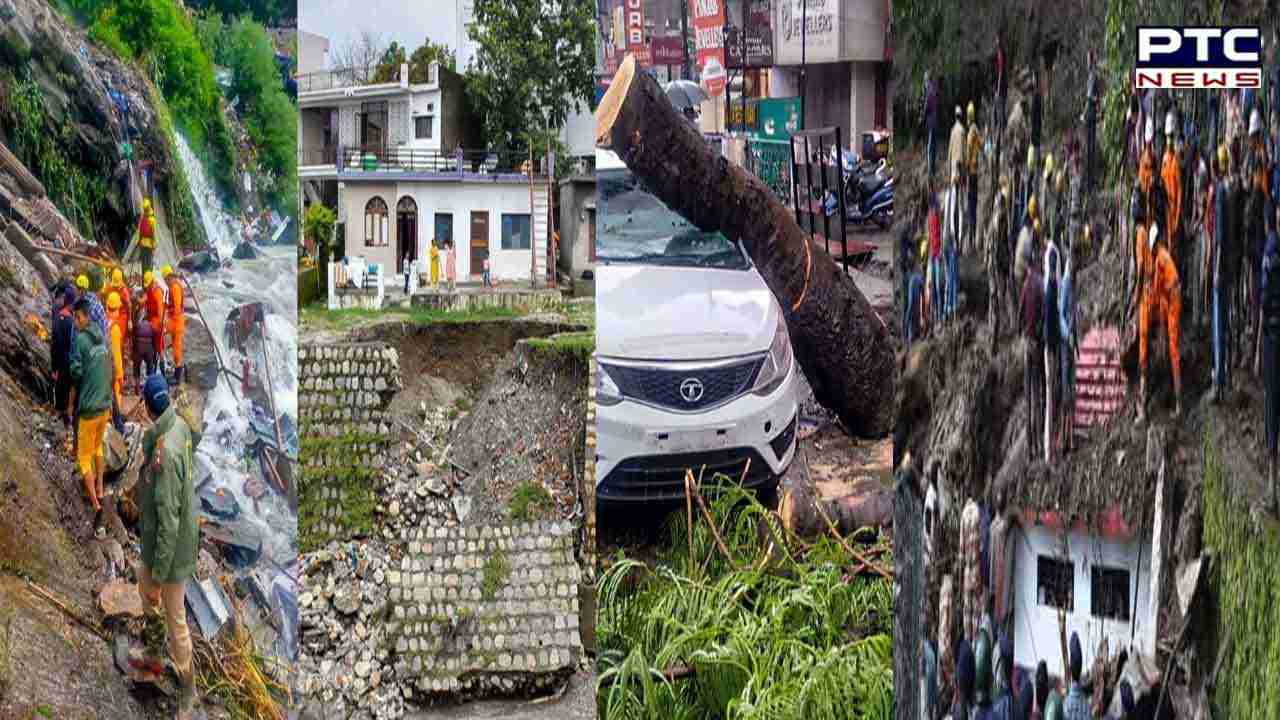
596 264 778 361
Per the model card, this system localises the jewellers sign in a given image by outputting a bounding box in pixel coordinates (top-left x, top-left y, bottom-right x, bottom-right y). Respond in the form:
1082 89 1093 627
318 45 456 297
777 0 838 64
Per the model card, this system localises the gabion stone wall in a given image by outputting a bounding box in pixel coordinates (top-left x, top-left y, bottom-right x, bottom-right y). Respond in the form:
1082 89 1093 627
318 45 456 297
386 521 583 695
299 342 402 549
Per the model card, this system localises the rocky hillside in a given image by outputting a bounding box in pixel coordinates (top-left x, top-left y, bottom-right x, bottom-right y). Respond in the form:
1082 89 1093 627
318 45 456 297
0 0 207 251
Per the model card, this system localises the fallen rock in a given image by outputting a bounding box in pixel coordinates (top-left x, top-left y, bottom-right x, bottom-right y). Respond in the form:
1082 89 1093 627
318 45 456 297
98 581 144 619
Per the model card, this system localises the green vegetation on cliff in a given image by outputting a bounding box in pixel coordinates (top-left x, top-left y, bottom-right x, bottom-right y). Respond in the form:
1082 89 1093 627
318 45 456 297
196 13 298 212
62 0 239 201
1 69 110 240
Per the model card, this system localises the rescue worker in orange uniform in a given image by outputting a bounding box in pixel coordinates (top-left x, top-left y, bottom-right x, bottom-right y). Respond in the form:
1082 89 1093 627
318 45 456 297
138 198 157 272
144 270 166 368
1161 112 1183 273
1133 115 1166 328
101 267 131 346
163 265 186 386
1139 223 1183 420
106 291 125 415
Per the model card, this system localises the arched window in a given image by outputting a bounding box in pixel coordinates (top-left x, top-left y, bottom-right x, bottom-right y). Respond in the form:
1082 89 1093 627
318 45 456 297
365 196 389 247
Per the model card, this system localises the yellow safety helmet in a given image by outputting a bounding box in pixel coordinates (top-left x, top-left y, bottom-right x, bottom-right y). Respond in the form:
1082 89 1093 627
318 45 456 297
76 274 89 290
1028 194 1038 221
111 268 123 285
107 291 121 310
143 198 152 212
967 101 976 123
144 270 154 286
162 264 174 277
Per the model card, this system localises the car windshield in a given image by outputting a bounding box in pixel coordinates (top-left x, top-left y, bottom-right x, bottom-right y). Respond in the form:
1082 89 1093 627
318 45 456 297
597 167 750 270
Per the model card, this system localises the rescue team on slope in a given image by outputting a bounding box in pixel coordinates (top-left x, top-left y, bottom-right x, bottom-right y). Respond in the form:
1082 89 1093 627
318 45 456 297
1122 88 1280 513
905 34 1280 720
903 46 1093 467
904 39 1280 510
47 195 200 718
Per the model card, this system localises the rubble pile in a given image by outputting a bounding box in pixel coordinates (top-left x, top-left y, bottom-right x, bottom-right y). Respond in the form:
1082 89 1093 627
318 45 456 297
297 541 407 719
373 404 472 539
453 340 589 525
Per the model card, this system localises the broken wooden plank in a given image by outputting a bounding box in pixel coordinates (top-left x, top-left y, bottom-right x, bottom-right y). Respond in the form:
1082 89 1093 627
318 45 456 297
0 140 46 197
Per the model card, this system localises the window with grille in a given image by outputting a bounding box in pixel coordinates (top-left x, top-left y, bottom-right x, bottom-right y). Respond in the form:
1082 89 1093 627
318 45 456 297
1037 556 1074 612
1090 566 1131 622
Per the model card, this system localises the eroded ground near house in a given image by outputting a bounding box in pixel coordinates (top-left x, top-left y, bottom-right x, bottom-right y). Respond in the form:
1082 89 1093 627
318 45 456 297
296 302 595 720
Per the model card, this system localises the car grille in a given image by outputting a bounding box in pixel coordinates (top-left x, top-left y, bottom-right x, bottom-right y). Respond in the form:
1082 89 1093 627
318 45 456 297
599 448 773 502
602 357 764 411
769 414 798 461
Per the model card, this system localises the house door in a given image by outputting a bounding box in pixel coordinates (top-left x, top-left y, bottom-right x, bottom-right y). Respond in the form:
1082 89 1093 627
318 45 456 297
359 101 388 160
470 211 488 277
587 208 596 262
396 196 417 274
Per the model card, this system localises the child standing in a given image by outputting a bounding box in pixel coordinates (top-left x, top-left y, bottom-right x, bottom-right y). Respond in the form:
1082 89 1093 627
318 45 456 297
446 241 457 293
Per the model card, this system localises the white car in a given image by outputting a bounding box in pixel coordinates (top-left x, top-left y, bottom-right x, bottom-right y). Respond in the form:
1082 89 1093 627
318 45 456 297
594 150 799 503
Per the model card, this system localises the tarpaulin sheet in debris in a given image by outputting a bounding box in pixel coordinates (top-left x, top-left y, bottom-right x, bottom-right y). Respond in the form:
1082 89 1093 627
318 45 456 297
186 577 231 639
1074 325 1126 437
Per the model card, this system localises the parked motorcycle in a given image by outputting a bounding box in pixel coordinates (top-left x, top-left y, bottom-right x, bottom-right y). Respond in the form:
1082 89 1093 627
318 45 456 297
823 150 893 228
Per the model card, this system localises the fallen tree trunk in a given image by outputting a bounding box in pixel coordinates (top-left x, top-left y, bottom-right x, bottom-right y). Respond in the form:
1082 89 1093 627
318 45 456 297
0 141 46 197
779 477 893 538
595 55 895 437
4 221 61 288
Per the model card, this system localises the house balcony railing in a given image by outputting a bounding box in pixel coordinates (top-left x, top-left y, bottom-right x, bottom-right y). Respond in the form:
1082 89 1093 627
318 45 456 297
297 62 434 93
299 145 339 167
333 145 543 176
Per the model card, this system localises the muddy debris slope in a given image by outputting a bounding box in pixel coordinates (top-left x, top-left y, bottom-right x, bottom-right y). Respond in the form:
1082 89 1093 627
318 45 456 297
452 339 589 527
0 164 155 718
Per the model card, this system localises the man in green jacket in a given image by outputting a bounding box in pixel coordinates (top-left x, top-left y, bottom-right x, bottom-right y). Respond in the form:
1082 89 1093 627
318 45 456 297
135 372 200 717
69 298 113 514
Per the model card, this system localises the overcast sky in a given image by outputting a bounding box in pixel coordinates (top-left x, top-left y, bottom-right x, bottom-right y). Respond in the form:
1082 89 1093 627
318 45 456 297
299 0 462 68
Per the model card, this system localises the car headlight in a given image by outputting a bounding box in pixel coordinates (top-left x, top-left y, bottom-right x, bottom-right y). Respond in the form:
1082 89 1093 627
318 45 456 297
597 364 624 406
752 313 793 397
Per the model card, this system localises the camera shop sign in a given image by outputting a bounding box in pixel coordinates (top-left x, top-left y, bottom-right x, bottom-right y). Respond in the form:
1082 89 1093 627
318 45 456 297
777 0 837 64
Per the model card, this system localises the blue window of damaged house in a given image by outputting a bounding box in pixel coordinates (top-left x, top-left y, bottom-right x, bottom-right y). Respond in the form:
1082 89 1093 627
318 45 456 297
501 214 531 250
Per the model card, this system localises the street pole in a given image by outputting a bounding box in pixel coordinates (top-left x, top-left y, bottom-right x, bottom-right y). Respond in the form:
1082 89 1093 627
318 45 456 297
740 0 747 135
680 0 691 79
800 0 807 130
724 5 731 129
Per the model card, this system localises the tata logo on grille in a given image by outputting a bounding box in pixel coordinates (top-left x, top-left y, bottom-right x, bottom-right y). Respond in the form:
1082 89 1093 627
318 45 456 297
679 377 705 403
1135 26 1262 89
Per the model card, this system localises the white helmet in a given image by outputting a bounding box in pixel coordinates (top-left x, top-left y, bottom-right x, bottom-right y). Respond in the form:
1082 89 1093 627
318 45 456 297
1250 108 1263 136
1149 222 1160 251
1165 111 1176 137
1145 115 1154 144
